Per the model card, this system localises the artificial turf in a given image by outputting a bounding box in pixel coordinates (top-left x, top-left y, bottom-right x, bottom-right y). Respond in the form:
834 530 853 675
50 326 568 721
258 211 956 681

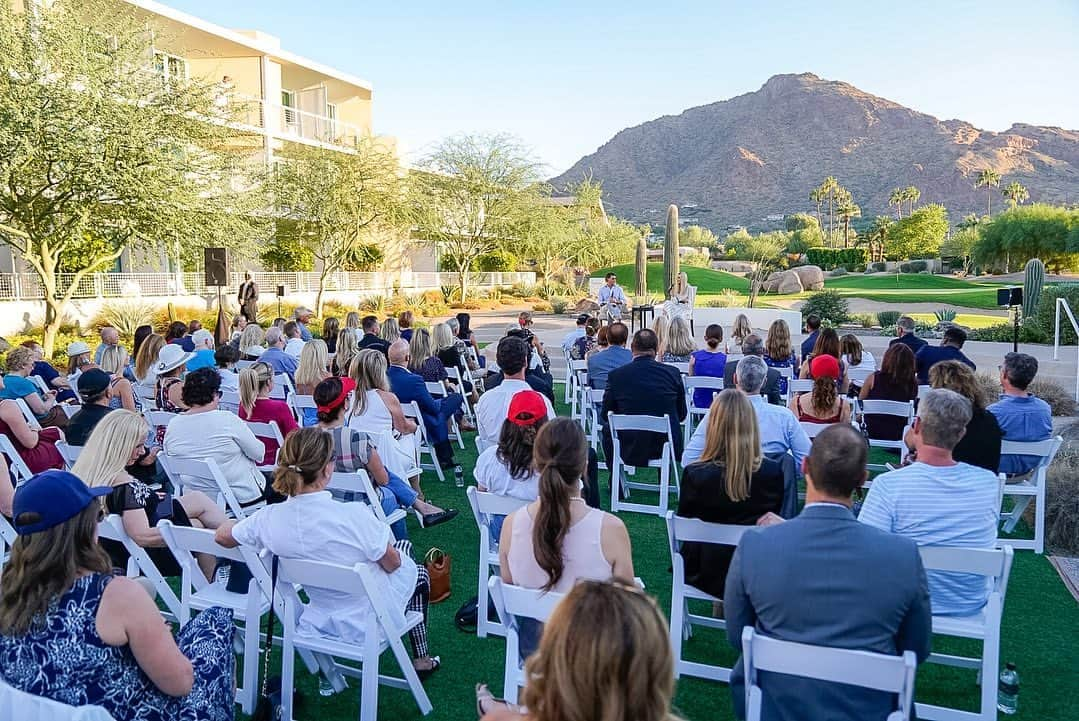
234 385 1078 721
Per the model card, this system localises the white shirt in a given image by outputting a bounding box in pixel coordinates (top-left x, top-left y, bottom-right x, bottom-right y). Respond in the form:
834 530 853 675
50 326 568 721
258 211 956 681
163 409 265 504
561 327 585 352
473 446 540 501
232 491 416 644
859 461 999 617
475 379 556 446
284 337 305 358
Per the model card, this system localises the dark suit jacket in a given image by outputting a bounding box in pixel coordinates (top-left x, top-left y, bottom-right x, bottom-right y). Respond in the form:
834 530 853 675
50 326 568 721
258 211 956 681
387 364 443 437
889 332 927 355
358 333 390 356
723 358 783 406
914 344 976 384
602 356 687 467
800 331 819 359
677 457 784 598
724 504 932 721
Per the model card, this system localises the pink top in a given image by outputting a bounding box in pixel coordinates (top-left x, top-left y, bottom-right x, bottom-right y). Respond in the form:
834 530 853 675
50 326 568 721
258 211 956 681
507 504 612 593
239 398 299 466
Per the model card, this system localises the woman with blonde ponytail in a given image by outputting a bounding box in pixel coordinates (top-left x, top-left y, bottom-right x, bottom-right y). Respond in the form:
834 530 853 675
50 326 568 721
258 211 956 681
216 428 443 677
499 418 633 657
236 362 298 466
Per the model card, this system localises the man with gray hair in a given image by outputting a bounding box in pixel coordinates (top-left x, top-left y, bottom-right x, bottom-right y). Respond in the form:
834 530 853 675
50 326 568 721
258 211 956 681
684 355 811 518
722 333 783 405
988 351 1052 475
860 388 999 617
889 315 927 355
256 325 298 379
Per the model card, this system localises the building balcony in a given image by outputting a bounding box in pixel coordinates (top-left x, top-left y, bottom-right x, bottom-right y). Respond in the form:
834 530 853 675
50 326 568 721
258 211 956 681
232 94 368 152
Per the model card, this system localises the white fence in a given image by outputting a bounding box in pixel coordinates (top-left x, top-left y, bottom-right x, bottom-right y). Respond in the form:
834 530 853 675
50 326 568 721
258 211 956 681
0 271 537 302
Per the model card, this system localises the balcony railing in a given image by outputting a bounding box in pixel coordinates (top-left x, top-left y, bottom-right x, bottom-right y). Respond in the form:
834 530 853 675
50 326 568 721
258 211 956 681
0 271 537 301
232 95 367 150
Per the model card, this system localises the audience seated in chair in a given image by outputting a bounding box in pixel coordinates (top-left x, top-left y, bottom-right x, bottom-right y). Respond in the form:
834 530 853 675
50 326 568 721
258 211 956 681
859 343 918 441
915 326 976 384
724 424 932 721
476 337 556 448
889 315 927 355
1 347 68 430
216 428 442 678
499 419 633 659
484 329 556 402
256 326 298 381
293 339 331 426
988 352 1053 475
0 398 64 474
929 361 1002 473
282 321 305 359
21 340 75 403
678 389 784 599
586 321 632 392
722 334 783 405
0 470 235 720
236 362 299 467
358 315 391 356
67 369 159 484
798 328 850 395
863 388 1000 616
789 354 851 425
346 349 422 488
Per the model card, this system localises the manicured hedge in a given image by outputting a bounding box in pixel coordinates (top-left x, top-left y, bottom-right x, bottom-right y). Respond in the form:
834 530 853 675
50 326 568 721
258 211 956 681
805 247 868 271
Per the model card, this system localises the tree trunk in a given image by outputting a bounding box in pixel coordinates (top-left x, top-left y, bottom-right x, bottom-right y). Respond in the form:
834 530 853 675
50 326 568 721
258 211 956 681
315 271 327 318
987 190 992 217
41 276 62 358
456 257 470 301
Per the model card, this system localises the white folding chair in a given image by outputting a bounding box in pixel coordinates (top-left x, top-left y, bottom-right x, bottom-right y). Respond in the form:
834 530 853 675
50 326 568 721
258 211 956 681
799 421 833 439
328 470 407 528
664 361 690 375
133 383 157 410
287 393 318 425
915 545 1014 721
561 347 574 403
218 390 241 414
787 378 814 395
0 437 32 574
243 420 284 472
59 403 80 419
446 366 475 423
144 410 178 441
666 512 748 681
489 577 566 704
466 487 530 638
402 400 445 483
584 388 606 470
0 678 117 721
272 373 294 399
55 440 81 469
161 455 260 519
997 436 1062 554
158 521 271 714
847 364 875 390
917 384 933 403
608 413 681 516
859 399 915 470
97 514 182 622
277 558 433 721
742 627 917 721
13 398 41 431
475 436 495 455
234 360 256 370
424 381 465 450
683 376 725 437
567 360 587 421
28 375 51 394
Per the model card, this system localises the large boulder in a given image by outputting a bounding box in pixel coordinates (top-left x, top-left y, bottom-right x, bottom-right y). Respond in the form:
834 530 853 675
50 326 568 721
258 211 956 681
792 264 825 290
762 268 804 294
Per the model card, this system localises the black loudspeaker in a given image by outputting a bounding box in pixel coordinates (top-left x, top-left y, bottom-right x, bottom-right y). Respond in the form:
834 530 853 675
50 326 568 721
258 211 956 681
204 247 229 287
997 287 1023 307
276 285 286 297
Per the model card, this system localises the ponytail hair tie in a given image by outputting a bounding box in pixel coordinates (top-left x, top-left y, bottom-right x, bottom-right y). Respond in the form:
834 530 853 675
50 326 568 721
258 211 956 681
287 464 302 472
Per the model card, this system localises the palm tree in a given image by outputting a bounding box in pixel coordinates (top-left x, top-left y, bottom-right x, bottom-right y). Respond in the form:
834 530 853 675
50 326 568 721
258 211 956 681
905 185 921 215
822 176 839 243
868 216 893 263
835 190 860 248
889 188 904 219
1003 181 1029 208
957 213 982 232
810 187 825 231
974 169 1001 215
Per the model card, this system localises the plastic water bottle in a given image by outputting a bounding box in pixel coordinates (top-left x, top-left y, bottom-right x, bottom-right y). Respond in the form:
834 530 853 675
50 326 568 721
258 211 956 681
997 662 1019 715
318 672 335 697
454 464 465 488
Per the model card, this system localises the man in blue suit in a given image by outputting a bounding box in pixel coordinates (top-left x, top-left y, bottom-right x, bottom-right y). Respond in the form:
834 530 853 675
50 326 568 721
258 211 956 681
724 423 932 721
386 340 464 482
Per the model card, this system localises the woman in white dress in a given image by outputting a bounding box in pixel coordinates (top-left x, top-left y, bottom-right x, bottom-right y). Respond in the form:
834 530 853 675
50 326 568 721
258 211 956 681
661 272 693 322
346 349 421 490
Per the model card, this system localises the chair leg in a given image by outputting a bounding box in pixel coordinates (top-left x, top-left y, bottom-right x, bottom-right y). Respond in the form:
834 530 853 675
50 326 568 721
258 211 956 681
389 633 432 715
241 617 259 714
1035 481 1046 554
670 590 685 679
477 560 490 639
281 638 296 721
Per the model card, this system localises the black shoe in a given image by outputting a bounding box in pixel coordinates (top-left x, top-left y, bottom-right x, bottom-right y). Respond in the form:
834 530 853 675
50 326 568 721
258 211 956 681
421 509 459 528
415 656 441 681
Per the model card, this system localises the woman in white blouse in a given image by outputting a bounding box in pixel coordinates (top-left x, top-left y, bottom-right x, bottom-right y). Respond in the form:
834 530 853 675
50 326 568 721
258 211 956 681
346 350 420 488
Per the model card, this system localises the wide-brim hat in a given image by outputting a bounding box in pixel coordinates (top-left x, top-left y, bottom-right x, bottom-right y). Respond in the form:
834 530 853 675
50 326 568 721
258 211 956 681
155 344 194 374
66 341 91 357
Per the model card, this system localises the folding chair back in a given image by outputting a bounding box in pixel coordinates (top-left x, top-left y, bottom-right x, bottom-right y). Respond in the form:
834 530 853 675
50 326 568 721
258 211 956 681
859 400 914 469
0 434 33 482
97 514 182 621
402 400 444 482
664 361 690 375
742 628 916 721
446 366 475 423
133 383 157 410
328 471 406 527
59 403 80 419
466 487 530 638
424 381 464 449
235 360 256 370
608 413 680 516
914 545 1014 721
275 557 433 721
683 376 725 436
144 410 178 440
55 441 81 469
162 455 256 519
799 421 833 439
218 391 241 413
665 512 749 681
28 375 51 394
287 393 318 425
567 360 587 421
489 577 566 703
243 420 283 470
787 378 814 395
998 436 1062 553
917 384 933 402
13 399 41 431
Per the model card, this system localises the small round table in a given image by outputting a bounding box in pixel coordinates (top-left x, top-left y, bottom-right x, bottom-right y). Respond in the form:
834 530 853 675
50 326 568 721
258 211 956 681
630 305 655 332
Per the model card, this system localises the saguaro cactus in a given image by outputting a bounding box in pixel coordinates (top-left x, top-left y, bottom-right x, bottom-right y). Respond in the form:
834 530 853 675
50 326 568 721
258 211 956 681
1023 258 1045 318
664 204 680 298
635 235 648 299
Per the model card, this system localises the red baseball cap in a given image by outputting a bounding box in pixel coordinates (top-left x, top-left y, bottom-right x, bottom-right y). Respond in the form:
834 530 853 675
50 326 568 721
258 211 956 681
507 390 547 426
810 354 841 380
317 376 356 414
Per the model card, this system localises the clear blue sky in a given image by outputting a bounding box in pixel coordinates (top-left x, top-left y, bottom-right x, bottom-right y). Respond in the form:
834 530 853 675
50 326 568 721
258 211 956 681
164 0 1079 177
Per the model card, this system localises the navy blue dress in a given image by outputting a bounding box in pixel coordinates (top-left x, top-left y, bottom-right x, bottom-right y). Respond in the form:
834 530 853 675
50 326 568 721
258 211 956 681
0 573 235 721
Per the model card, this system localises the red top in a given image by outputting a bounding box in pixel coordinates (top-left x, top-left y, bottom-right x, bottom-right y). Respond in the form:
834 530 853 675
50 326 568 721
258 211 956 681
0 420 64 474
238 398 299 466
794 395 843 424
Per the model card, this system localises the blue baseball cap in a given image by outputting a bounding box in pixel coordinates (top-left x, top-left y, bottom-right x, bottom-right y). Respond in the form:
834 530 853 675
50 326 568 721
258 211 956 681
12 470 112 536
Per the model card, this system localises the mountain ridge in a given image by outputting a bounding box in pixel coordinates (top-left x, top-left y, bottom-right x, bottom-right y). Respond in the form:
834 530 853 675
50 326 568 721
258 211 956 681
550 73 1079 231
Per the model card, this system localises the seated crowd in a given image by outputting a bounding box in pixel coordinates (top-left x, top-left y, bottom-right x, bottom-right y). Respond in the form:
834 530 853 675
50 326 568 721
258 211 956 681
0 306 1057 721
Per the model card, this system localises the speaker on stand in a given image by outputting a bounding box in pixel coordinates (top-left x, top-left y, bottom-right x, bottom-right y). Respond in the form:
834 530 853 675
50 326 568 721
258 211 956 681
997 287 1023 353
276 284 286 319
204 248 230 346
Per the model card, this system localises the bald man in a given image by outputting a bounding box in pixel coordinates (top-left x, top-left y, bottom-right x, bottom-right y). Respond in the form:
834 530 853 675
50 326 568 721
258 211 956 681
386 340 465 481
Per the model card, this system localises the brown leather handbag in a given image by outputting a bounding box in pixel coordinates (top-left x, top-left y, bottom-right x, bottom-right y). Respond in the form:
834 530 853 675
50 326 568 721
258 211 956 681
425 547 452 603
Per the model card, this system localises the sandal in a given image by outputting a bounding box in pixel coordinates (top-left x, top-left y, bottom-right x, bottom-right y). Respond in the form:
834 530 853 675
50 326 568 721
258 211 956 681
476 683 518 716
415 656 441 680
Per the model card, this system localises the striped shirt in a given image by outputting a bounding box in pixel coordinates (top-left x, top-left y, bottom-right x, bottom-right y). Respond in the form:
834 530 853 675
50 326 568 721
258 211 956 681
859 461 999 617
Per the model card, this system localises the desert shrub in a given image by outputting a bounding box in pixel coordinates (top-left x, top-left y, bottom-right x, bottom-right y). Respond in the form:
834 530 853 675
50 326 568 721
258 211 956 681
909 260 928 272
531 301 552 313
934 309 957 323
969 322 1048 344
704 289 742 308
850 313 874 328
870 261 887 272
550 297 569 314
800 290 849 325
682 249 712 268
830 267 847 277
876 311 901 328
974 372 1002 408
449 300 482 310
1034 284 1079 344
1029 378 1077 416
1045 447 1079 555
91 301 157 338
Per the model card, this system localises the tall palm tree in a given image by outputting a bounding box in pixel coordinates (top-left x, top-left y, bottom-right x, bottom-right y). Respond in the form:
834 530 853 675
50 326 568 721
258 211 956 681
889 188 904 219
905 185 921 215
1003 181 1029 208
974 169 1001 216
869 216 893 263
835 190 860 248
957 213 982 231
809 187 825 231
822 176 839 243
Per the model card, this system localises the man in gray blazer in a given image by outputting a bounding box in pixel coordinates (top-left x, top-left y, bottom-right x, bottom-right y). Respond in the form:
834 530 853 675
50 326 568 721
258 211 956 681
724 424 932 721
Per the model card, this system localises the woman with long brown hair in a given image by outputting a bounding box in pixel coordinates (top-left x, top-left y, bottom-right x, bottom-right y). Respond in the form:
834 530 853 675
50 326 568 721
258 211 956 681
678 389 784 597
859 342 917 440
798 326 849 393
0 470 235 720
790 354 850 424
499 419 633 656
134 332 166 385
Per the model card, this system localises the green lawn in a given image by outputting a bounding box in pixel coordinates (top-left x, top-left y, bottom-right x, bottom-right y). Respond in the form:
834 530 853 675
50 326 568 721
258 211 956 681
236 385 1079 721
593 263 750 295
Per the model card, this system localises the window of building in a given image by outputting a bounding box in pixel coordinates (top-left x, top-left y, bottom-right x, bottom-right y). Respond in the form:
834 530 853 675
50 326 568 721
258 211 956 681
281 90 298 128
153 50 187 85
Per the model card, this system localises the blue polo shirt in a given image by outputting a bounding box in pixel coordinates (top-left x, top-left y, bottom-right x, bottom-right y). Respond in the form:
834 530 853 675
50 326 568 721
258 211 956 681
914 344 976 384
988 394 1053 474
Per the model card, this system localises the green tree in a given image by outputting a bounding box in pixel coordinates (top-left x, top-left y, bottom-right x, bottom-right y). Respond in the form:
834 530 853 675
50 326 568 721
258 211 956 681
1003 181 1029 208
889 188 905 219
834 189 861 248
809 187 825 231
975 169 1002 216
412 134 543 299
679 225 718 248
941 227 979 274
273 138 410 315
974 204 1079 273
744 231 790 307
260 233 315 272
885 204 949 260
0 0 266 354
867 216 893 263
904 186 921 215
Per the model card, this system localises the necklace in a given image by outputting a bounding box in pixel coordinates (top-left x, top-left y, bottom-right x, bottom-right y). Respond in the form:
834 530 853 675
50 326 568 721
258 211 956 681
569 496 586 504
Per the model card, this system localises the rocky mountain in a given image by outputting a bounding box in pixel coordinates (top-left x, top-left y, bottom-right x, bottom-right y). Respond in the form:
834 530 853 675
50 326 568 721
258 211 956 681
550 73 1079 232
